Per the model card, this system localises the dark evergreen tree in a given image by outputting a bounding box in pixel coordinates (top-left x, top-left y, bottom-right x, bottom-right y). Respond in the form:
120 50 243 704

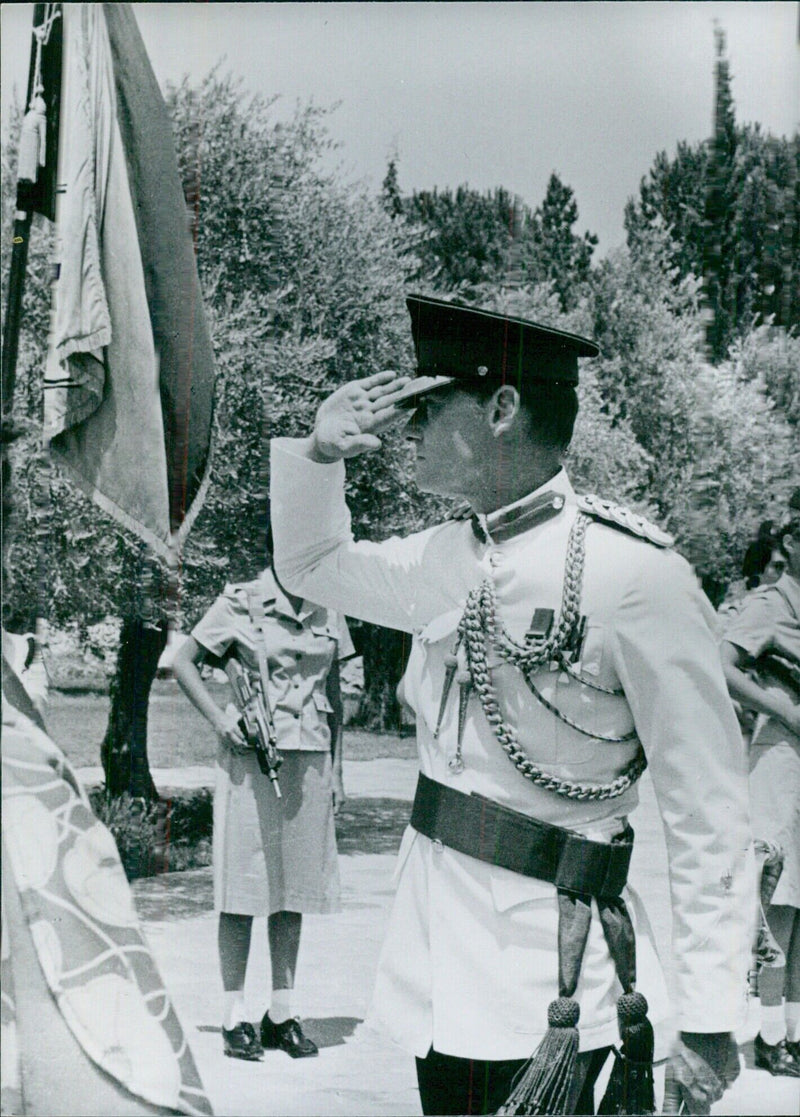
625 28 799 359
404 184 528 290
381 158 404 220
623 142 709 279
529 173 598 310
703 25 739 359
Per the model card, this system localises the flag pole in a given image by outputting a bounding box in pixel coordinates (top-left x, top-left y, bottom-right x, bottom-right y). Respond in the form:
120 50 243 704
1 212 34 414
1 3 62 419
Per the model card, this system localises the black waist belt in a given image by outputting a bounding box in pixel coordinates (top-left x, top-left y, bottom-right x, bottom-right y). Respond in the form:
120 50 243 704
410 772 633 898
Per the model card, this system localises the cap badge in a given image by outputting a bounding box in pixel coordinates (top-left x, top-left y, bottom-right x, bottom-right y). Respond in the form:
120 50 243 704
476 365 489 377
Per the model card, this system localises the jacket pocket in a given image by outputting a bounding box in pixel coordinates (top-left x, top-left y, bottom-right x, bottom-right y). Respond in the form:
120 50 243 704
310 622 336 641
312 690 333 715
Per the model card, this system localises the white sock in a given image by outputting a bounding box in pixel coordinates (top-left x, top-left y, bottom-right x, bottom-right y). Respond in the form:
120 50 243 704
786 1001 800 1043
223 990 247 1031
270 988 293 1024
760 1002 786 1046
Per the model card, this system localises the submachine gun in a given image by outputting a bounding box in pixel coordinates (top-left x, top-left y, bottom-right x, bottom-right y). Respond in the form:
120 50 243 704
225 658 283 798
754 650 800 702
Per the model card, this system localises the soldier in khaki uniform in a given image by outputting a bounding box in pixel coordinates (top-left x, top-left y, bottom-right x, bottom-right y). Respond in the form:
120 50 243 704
722 509 800 1078
174 554 353 1063
270 296 752 1114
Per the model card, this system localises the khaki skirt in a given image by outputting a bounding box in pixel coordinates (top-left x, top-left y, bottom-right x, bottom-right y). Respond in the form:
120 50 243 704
750 728 800 909
213 747 341 916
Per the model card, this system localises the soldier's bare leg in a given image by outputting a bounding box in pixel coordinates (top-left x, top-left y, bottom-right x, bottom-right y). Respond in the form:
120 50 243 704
218 912 254 1027
756 905 800 1075
261 911 318 1056
268 909 302 993
760 906 794 1018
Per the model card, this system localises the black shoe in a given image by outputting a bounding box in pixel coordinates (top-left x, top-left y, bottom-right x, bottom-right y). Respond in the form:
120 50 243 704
786 1039 800 1062
222 1021 264 1061
260 1012 319 1058
754 1033 800 1077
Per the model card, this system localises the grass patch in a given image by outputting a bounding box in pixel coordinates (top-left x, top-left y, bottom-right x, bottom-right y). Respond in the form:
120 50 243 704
57 686 415 881
334 798 411 855
48 682 416 769
88 785 410 882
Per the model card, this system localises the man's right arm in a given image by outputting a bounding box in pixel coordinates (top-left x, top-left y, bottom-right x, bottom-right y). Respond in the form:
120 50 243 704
270 436 447 633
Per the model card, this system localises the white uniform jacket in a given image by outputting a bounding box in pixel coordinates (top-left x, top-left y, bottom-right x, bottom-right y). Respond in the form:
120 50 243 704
270 438 753 1059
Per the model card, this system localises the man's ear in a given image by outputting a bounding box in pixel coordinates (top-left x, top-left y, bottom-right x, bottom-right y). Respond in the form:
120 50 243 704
781 533 796 561
487 384 520 436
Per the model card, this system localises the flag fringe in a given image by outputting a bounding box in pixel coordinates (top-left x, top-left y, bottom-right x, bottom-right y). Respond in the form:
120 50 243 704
49 426 215 564
172 424 215 553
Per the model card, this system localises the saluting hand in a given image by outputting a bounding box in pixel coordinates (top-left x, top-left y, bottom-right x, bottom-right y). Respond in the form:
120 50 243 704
310 371 411 462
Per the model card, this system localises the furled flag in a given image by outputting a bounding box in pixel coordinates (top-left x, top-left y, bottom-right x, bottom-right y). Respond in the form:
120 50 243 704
43 3 214 559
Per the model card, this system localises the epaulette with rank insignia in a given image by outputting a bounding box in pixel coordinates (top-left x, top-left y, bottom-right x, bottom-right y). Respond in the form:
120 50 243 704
577 494 674 548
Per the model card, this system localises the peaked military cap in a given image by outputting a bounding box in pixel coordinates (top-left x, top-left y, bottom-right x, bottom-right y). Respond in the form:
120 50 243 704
394 294 599 407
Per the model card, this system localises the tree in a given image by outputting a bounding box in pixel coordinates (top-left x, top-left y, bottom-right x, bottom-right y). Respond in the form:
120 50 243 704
170 75 440 731
623 142 709 280
381 158 404 220
590 218 799 602
625 29 800 358
403 183 531 291
528 173 598 310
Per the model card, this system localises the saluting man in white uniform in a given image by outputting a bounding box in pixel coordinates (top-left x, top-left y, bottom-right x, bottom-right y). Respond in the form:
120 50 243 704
270 295 753 1115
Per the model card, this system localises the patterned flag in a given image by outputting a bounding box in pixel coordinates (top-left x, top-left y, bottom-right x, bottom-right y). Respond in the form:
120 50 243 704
44 3 214 559
2 659 213 1115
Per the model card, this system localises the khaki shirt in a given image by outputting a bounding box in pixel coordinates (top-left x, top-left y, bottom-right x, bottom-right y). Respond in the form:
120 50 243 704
724 572 800 746
192 570 354 752
270 439 752 1054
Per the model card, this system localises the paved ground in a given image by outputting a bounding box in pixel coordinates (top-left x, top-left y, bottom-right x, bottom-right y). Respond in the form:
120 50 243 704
87 759 800 1117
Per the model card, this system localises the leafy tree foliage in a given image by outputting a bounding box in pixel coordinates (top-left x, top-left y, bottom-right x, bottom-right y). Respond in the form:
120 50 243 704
402 183 527 291
625 30 799 360
396 171 597 311
589 220 799 601
4 37 798 757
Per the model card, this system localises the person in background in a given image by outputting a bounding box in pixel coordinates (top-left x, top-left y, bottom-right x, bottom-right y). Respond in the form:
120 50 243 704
721 507 800 1078
173 537 353 1062
743 523 778 591
718 526 787 745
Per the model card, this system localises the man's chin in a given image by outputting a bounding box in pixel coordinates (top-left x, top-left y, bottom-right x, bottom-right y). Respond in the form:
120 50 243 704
415 468 460 499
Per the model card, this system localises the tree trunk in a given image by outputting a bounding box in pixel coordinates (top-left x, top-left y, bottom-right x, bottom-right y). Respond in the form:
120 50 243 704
101 616 168 800
354 623 412 732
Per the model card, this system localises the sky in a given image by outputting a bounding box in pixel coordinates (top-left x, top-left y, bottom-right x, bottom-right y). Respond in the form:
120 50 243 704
1 2 798 254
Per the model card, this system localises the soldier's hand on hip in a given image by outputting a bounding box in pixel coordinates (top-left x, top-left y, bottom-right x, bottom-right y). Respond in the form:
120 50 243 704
310 371 410 461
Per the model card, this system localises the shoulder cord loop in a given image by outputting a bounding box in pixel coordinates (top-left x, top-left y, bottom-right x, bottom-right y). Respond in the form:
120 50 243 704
458 512 647 801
